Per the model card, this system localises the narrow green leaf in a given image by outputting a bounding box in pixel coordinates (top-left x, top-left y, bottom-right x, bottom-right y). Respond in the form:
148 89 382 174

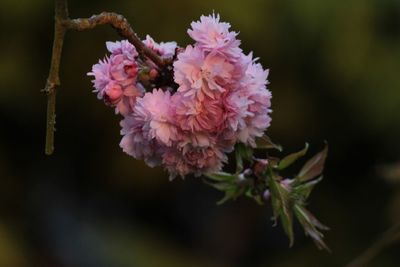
237 143 253 162
297 143 328 182
235 143 253 173
203 180 236 191
235 146 244 173
293 176 323 200
217 187 245 205
205 172 236 182
294 204 330 251
255 135 283 151
268 176 294 246
278 143 309 170
245 190 264 205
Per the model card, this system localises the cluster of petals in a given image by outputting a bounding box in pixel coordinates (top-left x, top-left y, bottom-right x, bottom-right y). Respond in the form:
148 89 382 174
89 14 272 179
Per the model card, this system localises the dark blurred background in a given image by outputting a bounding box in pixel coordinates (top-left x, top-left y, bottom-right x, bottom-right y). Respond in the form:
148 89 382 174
1 0 400 266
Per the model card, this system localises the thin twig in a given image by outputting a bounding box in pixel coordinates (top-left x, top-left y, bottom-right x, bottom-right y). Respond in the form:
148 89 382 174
43 1 170 155
44 0 68 155
63 13 169 68
346 223 400 267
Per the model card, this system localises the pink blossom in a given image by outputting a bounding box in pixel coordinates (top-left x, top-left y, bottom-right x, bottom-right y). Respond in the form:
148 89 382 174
163 144 227 179
88 57 111 100
119 89 178 167
109 54 138 87
88 40 142 115
143 35 177 59
132 89 177 146
188 13 241 58
174 45 235 100
91 15 273 179
106 40 138 59
119 115 163 167
237 61 272 146
174 92 225 133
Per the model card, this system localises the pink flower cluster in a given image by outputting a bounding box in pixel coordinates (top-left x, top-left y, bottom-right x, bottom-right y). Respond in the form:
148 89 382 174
89 14 272 179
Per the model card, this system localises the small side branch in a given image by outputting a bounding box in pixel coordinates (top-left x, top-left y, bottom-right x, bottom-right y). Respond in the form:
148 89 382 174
64 13 168 68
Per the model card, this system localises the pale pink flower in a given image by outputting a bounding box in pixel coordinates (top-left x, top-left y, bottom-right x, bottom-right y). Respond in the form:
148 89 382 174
119 89 179 168
131 89 178 146
174 92 225 133
163 144 227 179
237 61 272 146
88 40 142 115
106 40 138 59
119 115 163 167
88 57 112 100
188 13 241 58
92 15 274 179
109 54 138 87
143 35 177 59
174 45 235 100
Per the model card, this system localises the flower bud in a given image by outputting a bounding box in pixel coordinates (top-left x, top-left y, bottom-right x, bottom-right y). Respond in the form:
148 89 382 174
104 83 123 105
124 63 139 77
263 189 271 201
149 69 159 80
254 158 269 177
280 178 292 191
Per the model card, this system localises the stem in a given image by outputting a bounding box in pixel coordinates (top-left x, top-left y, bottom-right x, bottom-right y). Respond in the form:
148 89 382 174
44 0 68 155
43 1 170 155
346 223 400 267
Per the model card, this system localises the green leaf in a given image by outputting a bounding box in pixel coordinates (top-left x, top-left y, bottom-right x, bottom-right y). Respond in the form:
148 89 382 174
203 180 236 191
278 143 309 170
217 187 245 205
255 135 283 151
235 147 244 173
205 172 236 182
297 143 328 182
245 190 264 205
294 204 330 251
235 143 253 173
237 143 253 161
293 176 323 200
268 176 294 246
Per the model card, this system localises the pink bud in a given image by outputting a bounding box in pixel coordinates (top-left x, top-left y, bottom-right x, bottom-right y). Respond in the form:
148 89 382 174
124 63 139 77
280 179 292 191
104 83 123 105
254 158 269 176
263 189 271 201
149 69 159 80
